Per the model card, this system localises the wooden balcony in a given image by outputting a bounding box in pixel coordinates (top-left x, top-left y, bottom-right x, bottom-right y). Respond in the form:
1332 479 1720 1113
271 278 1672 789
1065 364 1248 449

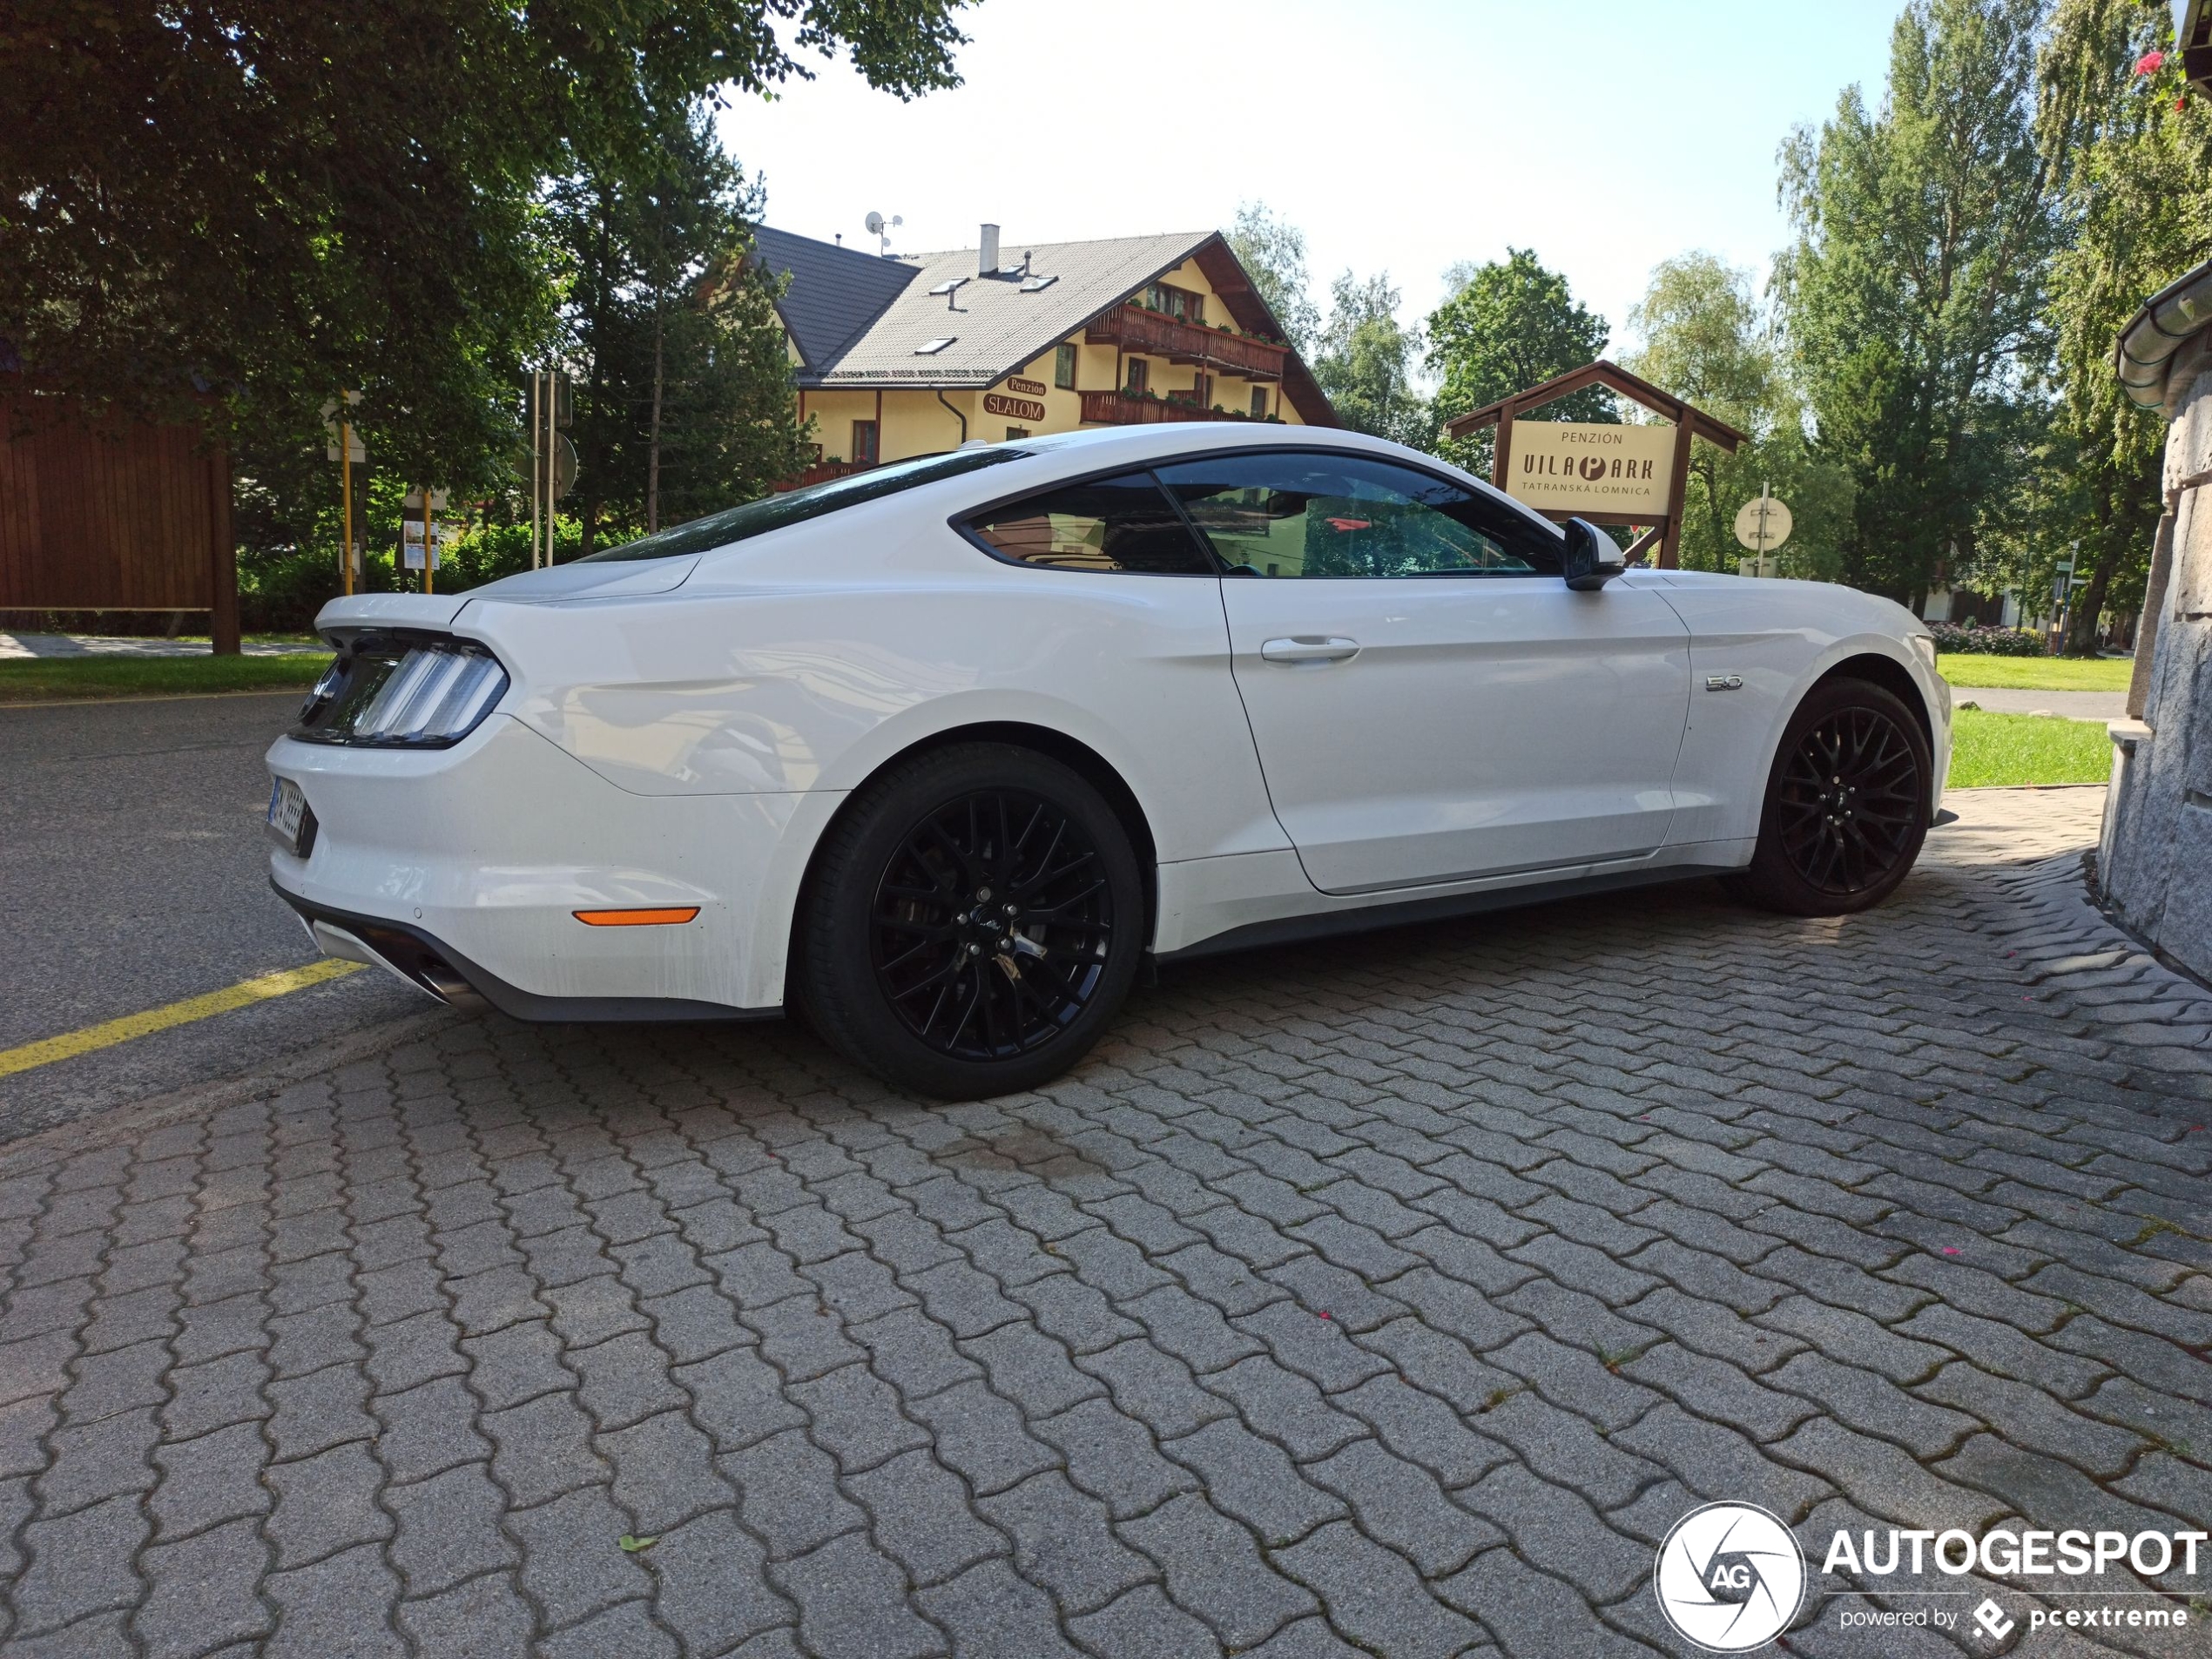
1079 389 1277 427
1085 306 1290 381
772 458 874 493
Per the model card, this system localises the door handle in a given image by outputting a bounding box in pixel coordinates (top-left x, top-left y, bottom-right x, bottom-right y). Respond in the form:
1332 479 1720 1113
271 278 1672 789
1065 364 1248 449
1259 636 1359 664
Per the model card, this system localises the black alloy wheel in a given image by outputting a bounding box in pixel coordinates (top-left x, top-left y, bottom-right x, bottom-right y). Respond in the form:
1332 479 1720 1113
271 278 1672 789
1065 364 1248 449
871 787 1114 1061
1775 705 1922 896
796 744 1143 1098
1737 678 1932 916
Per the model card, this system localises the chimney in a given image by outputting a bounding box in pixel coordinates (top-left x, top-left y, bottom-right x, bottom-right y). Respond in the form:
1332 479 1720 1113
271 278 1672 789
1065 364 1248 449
979 223 1000 277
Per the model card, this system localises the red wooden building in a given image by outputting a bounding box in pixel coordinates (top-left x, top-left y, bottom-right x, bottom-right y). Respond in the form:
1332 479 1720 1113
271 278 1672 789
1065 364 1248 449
0 395 239 651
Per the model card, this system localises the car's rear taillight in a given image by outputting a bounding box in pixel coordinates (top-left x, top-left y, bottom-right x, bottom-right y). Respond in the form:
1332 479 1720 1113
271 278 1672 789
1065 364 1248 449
293 636 509 748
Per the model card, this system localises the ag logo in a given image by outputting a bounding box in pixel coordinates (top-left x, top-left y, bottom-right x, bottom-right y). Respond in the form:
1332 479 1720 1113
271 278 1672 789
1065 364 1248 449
1654 1501 1806 1652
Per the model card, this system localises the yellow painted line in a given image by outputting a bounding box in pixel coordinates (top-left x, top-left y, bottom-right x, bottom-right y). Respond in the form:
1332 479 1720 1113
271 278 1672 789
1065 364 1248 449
0 960 366 1079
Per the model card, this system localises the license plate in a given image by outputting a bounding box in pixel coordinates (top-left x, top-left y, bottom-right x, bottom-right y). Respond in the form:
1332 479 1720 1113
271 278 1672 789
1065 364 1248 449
266 777 311 854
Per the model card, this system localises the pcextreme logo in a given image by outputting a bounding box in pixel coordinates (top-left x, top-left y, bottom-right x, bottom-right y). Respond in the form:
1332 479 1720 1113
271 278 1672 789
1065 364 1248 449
1653 1502 1807 1652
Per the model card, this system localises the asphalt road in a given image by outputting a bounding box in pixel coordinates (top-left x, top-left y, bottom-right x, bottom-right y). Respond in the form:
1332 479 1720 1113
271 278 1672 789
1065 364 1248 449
0 691 428 1143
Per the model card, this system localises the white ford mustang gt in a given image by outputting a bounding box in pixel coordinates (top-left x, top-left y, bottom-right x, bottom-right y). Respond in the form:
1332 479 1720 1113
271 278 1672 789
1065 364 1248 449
268 423 1947 1097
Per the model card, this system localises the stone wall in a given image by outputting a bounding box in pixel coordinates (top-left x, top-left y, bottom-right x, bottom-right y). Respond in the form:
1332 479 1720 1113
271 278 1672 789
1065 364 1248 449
2100 333 2212 981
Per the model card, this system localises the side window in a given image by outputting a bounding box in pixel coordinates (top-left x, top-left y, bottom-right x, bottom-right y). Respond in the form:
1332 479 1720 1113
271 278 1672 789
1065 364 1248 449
964 470 1215 576
1154 452 1560 578
1054 342 1077 389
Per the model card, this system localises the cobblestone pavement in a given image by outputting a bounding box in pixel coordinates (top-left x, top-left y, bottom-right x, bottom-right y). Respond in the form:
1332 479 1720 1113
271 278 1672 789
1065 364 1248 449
3 787 2210 1658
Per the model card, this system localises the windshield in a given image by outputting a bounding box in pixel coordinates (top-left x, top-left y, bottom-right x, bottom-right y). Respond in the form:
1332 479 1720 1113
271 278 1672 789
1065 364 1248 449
578 448 1030 562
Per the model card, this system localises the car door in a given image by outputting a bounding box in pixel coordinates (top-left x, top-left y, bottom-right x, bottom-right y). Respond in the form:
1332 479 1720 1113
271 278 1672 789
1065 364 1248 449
1155 448 1692 894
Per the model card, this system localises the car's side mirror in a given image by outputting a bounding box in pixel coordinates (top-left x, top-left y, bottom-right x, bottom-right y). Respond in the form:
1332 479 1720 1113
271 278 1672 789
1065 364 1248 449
1562 517 1626 591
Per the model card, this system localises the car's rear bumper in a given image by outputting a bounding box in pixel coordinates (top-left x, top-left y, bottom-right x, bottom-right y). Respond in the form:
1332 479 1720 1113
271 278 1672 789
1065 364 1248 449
270 882 775 1022
266 715 813 1017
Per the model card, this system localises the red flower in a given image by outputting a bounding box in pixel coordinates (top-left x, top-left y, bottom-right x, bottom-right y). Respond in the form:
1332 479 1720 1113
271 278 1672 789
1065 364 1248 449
2137 49 2165 75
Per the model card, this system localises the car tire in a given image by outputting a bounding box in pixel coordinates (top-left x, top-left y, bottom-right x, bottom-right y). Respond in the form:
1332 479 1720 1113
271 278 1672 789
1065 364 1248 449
795 743 1144 1099
1736 678 1932 917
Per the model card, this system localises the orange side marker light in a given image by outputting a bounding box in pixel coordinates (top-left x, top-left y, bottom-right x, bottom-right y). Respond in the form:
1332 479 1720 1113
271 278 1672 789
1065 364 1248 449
574 907 700 927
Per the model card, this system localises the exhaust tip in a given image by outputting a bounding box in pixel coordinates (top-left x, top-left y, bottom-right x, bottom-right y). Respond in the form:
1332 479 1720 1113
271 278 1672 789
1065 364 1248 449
323 919 491 1012
413 957 490 1012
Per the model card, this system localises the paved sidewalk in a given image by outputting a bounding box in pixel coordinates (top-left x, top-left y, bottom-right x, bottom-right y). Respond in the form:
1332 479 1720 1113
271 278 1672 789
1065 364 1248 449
0 634 327 660
3 787 2209 1657
1947 685 2126 722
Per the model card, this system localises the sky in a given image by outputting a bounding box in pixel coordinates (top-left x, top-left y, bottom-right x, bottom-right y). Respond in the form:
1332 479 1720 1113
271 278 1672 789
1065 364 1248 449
718 0 1909 358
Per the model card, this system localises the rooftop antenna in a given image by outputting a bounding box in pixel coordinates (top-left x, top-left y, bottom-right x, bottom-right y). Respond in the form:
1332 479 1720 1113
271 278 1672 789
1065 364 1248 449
864 211 903 257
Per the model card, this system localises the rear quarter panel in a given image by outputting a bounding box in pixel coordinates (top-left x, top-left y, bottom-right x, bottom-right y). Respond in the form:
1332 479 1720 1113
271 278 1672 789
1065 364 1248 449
455 496 1287 867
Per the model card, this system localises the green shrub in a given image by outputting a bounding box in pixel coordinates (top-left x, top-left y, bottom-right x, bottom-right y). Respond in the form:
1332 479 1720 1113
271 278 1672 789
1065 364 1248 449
1931 622 2043 657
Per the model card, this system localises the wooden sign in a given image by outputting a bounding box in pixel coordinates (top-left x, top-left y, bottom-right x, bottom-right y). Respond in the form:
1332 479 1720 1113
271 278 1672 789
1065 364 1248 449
985 393 1048 423
1440 360 1746 568
1005 376 1048 396
1504 421 1676 517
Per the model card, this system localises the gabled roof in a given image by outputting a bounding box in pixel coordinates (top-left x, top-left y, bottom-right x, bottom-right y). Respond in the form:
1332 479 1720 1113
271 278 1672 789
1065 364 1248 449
807 231 1210 387
751 225 920 373
756 226 1336 426
1441 357 1746 450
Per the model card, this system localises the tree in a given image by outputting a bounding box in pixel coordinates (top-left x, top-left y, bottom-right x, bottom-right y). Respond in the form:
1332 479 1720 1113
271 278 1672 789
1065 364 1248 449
1227 201 1320 356
0 0 974 493
1773 0 2056 607
549 105 813 553
1426 249 1611 476
2031 0 2212 651
1312 272 1433 448
1624 252 1854 577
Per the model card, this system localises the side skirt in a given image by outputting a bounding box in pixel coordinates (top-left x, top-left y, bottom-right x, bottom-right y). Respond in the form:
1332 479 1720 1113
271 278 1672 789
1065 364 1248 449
1150 862 1738 964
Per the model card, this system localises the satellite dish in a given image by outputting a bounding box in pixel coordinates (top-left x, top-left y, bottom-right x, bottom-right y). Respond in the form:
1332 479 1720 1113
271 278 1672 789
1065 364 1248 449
865 211 884 235
865 212 903 255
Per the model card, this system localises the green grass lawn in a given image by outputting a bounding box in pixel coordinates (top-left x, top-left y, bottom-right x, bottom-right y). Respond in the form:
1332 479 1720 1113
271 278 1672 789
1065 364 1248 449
1937 653 2131 692
1947 707 2113 788
0 652 331 704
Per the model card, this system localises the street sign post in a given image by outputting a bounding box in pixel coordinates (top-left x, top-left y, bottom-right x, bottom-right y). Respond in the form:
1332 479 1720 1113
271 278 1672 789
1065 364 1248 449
401 487 449 590
1733 488 1792 551
526 370 575 568
322 392 364 594
1733 486 1792 578
2050 542 2078 653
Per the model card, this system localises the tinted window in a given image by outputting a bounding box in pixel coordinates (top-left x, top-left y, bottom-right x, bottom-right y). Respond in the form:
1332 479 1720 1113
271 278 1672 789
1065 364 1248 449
965 470 1215 575
579 448 1026 563
1154 452 1560 578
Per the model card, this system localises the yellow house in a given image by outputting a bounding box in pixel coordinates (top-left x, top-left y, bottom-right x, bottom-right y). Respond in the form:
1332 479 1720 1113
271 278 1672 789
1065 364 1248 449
752 223 1337 471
